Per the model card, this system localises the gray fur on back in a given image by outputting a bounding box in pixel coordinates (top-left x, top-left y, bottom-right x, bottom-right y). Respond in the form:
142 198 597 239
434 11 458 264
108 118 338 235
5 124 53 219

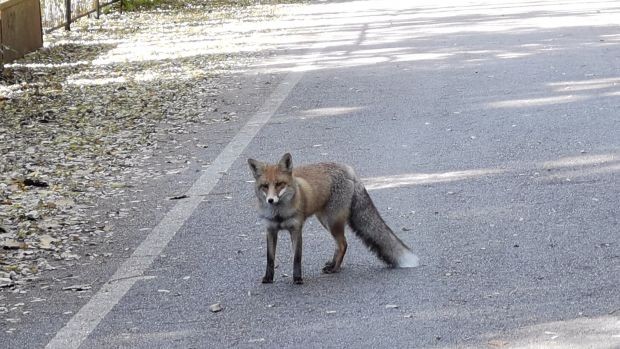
316 163 411 267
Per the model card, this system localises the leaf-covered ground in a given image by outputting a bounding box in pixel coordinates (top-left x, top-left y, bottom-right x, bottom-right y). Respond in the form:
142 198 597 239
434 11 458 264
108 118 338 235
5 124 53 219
0 0 303 294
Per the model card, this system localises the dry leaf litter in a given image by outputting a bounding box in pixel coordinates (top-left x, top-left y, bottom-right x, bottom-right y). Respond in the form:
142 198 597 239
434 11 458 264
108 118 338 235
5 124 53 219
0 0 302 303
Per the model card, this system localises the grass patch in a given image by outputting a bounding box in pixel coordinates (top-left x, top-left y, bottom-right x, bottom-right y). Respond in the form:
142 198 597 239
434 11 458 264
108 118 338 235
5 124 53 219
134 0 308 11
120 0 164 11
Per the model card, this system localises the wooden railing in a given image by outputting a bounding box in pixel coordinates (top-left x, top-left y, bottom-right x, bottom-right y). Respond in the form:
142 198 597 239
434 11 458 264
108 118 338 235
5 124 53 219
40 0 121 32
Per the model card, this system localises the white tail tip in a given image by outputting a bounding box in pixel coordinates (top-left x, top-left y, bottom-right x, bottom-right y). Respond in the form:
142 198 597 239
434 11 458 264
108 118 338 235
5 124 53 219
397 251 420 268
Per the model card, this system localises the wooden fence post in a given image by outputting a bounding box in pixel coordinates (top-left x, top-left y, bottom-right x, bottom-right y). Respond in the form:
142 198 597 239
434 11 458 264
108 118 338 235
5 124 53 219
0 0 44 64
64 0 71 30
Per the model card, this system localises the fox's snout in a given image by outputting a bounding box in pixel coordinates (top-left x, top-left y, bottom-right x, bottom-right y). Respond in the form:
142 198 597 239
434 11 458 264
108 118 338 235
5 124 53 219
266 194 279 205
265 185 287 205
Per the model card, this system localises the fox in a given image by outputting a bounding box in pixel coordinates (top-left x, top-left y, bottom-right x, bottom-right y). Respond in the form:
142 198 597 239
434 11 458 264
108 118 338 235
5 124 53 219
248 153 419 285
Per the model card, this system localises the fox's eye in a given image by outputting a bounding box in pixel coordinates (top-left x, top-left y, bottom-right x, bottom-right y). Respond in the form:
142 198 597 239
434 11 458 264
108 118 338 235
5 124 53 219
260 184 268 189
276 182 285 187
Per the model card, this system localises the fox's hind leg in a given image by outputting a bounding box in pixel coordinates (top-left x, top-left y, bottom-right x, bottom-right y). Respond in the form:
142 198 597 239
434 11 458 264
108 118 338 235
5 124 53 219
323 221 347 274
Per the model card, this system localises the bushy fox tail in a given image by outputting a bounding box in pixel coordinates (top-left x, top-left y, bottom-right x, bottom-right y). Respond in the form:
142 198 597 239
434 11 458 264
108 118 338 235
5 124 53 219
348 182 419 268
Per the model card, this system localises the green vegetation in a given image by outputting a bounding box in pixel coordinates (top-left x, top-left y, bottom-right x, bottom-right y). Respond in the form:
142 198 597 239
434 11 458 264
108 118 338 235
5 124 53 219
120 0 164 11
119 0 307 12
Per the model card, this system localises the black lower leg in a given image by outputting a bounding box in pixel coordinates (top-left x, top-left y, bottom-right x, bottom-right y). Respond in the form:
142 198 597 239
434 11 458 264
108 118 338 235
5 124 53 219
262 229 277 283
291 229 303 284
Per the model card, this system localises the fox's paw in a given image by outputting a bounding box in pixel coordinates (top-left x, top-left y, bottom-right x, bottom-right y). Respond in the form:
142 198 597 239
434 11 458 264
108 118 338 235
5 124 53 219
323 260 335 270
262 276 274 284
322 264 340 274
293 277 304 285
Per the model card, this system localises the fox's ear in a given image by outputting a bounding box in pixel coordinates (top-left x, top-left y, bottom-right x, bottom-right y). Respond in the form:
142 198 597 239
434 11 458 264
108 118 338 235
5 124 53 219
278 153 293 173
248 158 265 179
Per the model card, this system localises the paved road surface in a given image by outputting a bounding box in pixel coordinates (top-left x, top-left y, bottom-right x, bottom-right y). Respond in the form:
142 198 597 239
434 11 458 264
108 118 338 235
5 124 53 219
7 0 620 348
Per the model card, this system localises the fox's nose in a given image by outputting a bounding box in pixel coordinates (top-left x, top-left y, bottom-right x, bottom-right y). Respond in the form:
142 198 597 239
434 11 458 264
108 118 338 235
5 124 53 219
267 198 274 204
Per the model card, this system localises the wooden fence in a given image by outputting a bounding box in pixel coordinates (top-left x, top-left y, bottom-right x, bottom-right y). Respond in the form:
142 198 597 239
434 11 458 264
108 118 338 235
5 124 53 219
0 0 120 65
0 0 43 64
40 0 120 32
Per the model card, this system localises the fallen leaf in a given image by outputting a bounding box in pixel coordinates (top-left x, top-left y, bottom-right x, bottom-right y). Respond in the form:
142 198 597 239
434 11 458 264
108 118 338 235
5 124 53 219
0 278 15 287
39 235 58 250
168 194 189 200
1 240 27 250
22 179 49 187
62 284 92 291
209 303 223 313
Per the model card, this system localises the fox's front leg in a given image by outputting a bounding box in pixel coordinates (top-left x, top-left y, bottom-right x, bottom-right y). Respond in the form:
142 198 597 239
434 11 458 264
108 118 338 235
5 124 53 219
263 228 278 284
290 227 303 285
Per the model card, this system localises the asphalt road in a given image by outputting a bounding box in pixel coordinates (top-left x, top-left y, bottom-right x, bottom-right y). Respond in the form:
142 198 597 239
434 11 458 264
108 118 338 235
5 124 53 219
7 0 620 348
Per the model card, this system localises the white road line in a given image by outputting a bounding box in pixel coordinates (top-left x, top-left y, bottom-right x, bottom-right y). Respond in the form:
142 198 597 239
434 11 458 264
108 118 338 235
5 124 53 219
45 55 320 349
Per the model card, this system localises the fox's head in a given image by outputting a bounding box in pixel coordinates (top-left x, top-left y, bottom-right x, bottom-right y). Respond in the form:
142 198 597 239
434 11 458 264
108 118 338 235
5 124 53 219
248 153 294 205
